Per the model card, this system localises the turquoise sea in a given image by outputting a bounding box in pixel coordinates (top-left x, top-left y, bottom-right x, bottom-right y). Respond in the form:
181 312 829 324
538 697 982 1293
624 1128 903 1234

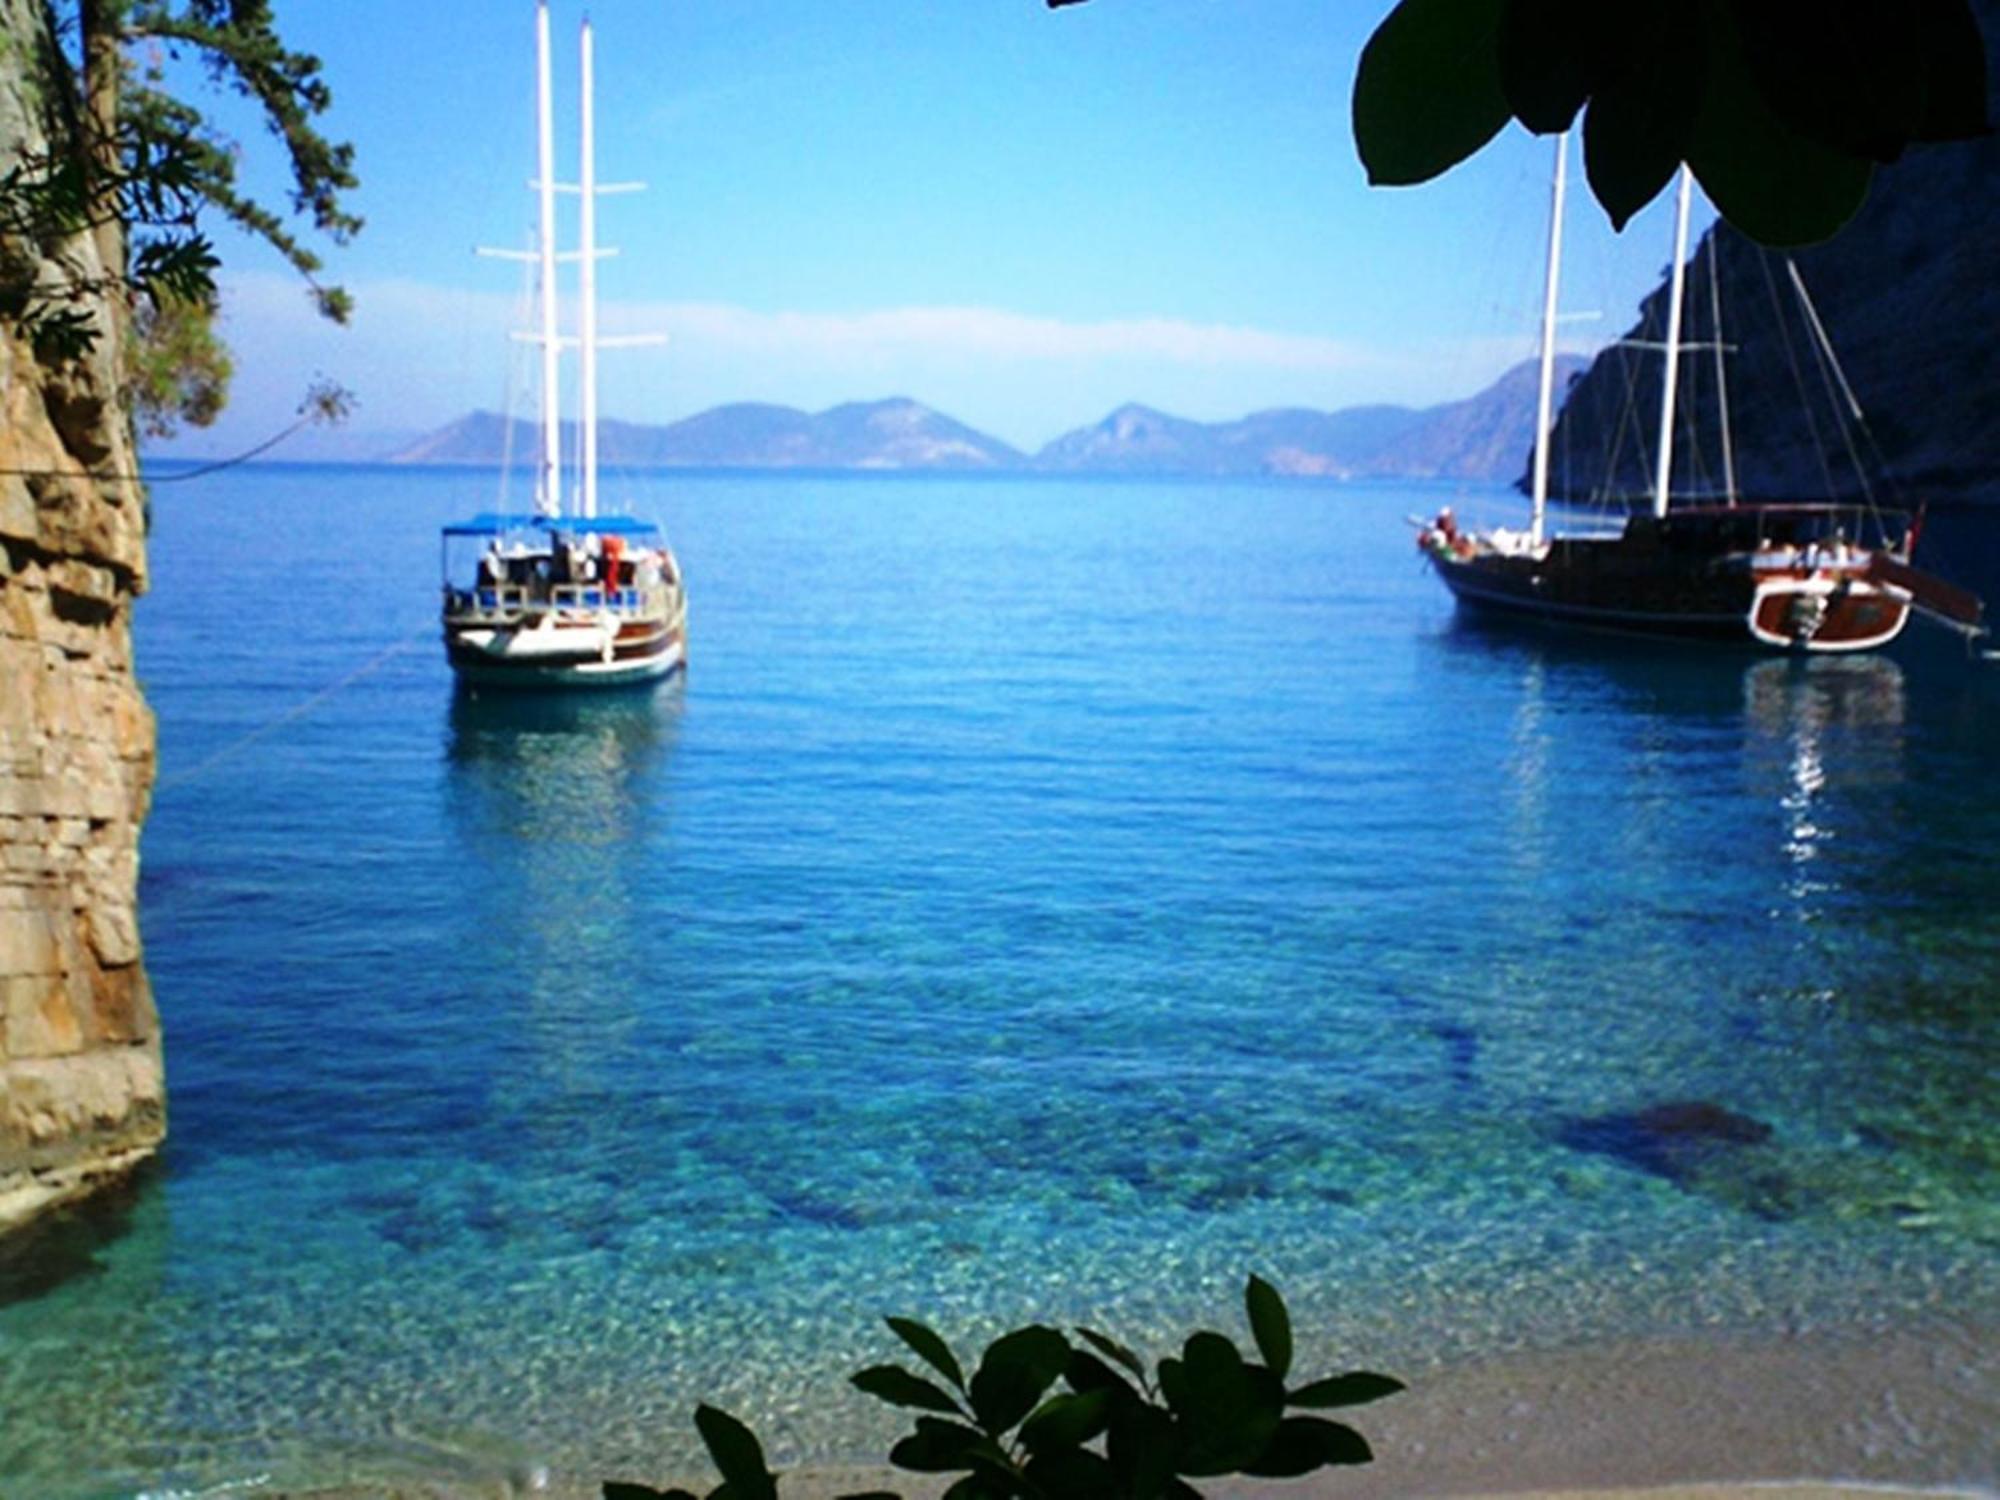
1 465 1996 1496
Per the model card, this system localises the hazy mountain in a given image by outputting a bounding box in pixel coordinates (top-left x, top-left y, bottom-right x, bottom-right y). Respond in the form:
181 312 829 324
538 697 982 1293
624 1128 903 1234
1032 362 1575 481
1031 403 1226 473
1368 356 1589 481
386 397 1022 471
385 359 1560 482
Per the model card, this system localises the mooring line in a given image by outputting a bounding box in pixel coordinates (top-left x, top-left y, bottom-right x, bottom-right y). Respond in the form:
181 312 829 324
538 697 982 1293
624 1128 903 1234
153 621 436 794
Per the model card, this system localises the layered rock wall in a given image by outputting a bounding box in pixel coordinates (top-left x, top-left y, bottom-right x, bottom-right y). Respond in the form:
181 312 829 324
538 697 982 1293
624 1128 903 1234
0 0 164 1233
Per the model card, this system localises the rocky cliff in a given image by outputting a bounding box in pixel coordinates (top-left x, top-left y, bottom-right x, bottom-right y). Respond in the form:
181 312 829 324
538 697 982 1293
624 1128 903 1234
1544 0 2000 534
0 0 166 1233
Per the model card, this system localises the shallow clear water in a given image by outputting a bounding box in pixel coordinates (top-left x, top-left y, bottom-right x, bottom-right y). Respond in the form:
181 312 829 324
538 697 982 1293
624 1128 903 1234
1 468 1995 1496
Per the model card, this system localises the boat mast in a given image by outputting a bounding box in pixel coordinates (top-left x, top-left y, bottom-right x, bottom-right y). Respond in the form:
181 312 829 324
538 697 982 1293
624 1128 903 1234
1651 166 1694 520
1530 130 1569 550
579 16 599 520
1706 226 1737 505
534 0 562 519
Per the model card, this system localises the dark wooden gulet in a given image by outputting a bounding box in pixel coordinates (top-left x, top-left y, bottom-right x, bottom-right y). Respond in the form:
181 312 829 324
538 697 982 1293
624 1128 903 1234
1420 143 1985 655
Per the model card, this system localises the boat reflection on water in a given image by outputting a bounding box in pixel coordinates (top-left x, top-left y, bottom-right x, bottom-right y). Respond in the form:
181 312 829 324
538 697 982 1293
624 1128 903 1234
445 681 684 845
1740 655 1906 931
441 684 684 1099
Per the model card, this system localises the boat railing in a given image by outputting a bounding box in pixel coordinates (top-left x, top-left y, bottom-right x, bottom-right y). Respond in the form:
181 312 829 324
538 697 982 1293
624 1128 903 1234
446 578 676 623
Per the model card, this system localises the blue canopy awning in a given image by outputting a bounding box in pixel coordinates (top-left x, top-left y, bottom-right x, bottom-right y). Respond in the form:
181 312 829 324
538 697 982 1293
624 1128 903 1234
442 512 666 538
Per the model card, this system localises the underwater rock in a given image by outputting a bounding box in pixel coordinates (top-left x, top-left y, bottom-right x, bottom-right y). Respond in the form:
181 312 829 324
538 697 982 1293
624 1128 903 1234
1558 1100 1775 1187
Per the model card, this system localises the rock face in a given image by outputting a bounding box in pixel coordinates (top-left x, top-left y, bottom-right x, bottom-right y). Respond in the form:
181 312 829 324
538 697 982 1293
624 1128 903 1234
0 0 166 1234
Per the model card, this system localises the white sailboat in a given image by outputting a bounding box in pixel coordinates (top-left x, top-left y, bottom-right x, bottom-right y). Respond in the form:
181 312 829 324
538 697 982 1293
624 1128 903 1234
440 2 687 690
1417 142 1983 653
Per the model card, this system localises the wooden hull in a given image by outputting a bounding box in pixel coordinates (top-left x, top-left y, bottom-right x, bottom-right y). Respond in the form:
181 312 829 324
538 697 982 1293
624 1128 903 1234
444 608 687 691
1426 538 1910 654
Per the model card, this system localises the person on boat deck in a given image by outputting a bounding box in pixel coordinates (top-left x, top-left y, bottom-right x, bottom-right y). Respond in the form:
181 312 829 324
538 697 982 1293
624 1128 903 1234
602 533 626 600
478 541 504 588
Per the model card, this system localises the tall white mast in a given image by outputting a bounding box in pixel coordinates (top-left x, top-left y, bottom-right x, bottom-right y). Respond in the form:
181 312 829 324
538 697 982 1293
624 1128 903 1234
1706 228 1738 505
534 0 561 518
1530 131 1569 550
1651 166 1694 520
579 16 599 519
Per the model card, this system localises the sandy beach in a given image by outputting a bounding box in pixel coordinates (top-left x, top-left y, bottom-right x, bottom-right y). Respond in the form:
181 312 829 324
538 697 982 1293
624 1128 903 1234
259 1317 1992 1500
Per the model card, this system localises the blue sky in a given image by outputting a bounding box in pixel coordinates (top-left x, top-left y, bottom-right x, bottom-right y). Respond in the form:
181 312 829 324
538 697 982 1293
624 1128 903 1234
165 0 1710 455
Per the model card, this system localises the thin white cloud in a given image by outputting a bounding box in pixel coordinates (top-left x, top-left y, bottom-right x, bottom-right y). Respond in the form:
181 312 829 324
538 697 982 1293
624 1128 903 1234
618 301 1384 372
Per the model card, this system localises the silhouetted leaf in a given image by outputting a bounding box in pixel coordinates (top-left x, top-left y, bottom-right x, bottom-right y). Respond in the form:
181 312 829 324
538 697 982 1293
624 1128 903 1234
1498 0 1606 131
1023 1445 1119 1500
1244 1276 1292 1381
1288 1371 1407 1409
1731 0 1986 162
1353 0 1511 185
603 1484 690 1500
1169 1332 1284 1477
1064 1348 1141 1404
889 1416 996 1473
1690 3 1875 245
886 1316 966 1392
693 1405 776 1500
1075 1326 1147 1384
1019 1390 1111 1454
851 1364 963 1415
1106 1400 1179 1499
1579 1 1705 228
968 1325 1070 1436
1243 1416 1375 1477
1908 0 1991 140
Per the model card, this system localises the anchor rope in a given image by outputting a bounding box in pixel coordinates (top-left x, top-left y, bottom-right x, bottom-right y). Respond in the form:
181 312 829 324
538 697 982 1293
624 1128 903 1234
153 619 436 794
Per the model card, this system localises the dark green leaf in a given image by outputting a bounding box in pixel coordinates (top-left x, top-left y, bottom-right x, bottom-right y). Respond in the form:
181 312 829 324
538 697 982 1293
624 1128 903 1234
1106 1401 1179 1500
603 1485 689 1500
1244 1276 1292 1382
1019 1390 1111 1454
1690 3 1875 246
1022 1446 1119 1500
1909 0 1990 140
1074 1326 1147 1384
1580 2 1705 229
968 1325 1071 1436
1730 0 1963 161
1499 0 1607 132
851 1364 963 1415
1064 1349 1140 1405
1243 1416 1375 1477
889 1416 996 1474
692 1406 776 1500
833 1493 906 1500
940 1479 1006 1500
1353 0 1512 186
1169 1332 1284 1477
1288 1371 1407 1409
886 1315 966 1392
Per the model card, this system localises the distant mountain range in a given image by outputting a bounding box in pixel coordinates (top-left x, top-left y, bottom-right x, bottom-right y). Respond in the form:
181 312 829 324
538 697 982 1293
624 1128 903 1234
380 357 1585 484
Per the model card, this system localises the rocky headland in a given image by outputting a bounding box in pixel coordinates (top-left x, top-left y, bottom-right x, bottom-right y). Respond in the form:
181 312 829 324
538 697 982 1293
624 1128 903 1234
0 0 166 1234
